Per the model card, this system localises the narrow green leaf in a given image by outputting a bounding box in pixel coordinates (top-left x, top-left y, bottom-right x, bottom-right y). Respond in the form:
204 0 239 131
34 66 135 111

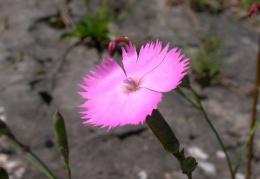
234 118 260 174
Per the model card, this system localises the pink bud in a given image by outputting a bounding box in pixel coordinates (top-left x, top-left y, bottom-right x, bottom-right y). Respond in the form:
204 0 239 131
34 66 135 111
108 38 130 56
248 3 260 17
108 41 116 56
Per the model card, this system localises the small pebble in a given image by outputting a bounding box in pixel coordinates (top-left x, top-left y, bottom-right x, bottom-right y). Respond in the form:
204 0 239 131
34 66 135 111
138 170 148 179
188 147 208 160
0 154 8 162
198 161 216 174
0 115 6 121
235 173 245 179
14 168 26 179
5 161 20 169
216 150 225 159
164 172 171 179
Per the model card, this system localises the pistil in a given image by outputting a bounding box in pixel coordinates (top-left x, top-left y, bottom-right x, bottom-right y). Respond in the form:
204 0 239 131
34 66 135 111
123 75 139 92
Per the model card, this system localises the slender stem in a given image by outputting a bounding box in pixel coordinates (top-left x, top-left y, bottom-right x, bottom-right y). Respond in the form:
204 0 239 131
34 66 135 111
8 141 54 179
235 119 260 174
187 173 192 179
199 107 234 178
246 35 260 179
175 88 199 109
178 87 234 178
12 138 56 179
66 163 71 179
189 87 234 178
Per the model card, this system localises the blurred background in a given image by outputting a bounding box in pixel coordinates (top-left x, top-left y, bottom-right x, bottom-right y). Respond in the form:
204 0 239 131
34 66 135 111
0 0 260 178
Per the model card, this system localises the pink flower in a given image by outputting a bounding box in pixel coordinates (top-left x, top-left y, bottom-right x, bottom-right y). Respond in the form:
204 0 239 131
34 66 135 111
248 3 260 17
78 40 189 130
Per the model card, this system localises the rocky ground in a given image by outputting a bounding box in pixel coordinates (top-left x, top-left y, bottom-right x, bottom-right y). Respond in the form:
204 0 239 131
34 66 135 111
0 0 260 179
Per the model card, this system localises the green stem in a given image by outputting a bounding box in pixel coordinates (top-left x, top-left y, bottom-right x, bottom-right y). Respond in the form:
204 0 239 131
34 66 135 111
177 87 234 178
188 173 192 179
8 141 54 179
12 138 56 179
189 87 234 178
175 88 198 109
235 119 260 174
65 162 71 179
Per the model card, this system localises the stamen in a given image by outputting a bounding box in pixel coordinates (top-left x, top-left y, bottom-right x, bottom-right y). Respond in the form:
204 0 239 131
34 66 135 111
123 75 135 86
123 74 140 92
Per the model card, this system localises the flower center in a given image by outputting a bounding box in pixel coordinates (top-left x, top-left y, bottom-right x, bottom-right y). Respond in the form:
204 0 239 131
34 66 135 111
123 75 139 92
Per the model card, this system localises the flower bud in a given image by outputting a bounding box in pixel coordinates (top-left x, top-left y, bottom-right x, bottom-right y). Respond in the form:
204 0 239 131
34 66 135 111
108 38 130 56
108 41 116 56
53 111 69 163
248 3 260 17
181 157 198 174
146 109 180 154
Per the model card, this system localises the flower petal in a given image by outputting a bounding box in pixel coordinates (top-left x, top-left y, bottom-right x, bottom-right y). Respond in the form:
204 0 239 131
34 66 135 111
79 57 126 99
122 42 138 75
78 57 126 118
80 87 162 130
109 88 162 128
140 48 189 92
123 40 169 78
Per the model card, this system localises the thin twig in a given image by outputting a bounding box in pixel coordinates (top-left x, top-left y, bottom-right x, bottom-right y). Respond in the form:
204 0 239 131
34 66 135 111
246 34 260 179
216 77 254 98
58 5 75 31
53 0 75 31
66 0 73 17
51 40 82 90
183 0 203 38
